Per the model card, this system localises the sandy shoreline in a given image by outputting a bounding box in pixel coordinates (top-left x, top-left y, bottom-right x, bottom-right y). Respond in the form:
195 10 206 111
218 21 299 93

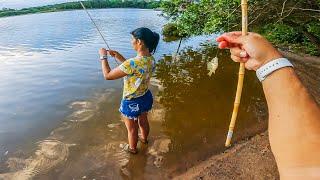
173 52 320 179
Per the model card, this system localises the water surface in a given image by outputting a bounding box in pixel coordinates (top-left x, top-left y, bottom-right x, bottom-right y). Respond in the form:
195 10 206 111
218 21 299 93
0 9 267 179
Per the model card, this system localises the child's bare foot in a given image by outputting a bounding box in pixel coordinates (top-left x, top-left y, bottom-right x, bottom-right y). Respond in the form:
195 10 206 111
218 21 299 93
123 144 137 154
139 136 148 145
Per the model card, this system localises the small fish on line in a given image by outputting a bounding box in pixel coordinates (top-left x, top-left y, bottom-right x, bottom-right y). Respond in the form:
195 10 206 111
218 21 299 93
207 56 219 76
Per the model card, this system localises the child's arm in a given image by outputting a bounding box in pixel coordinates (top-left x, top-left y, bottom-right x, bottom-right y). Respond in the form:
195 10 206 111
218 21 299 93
100 48 127 80
108 50 126 62
101 60 127 80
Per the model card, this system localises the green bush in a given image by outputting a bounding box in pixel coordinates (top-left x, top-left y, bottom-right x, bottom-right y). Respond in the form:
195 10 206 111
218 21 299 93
161 0 320 56
262 24 303 44
261 24 319 56
162 23 188 42
162 23 180 37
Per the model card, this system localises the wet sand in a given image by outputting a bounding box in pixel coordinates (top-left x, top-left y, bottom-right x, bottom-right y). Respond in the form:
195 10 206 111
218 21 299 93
173 52 320 179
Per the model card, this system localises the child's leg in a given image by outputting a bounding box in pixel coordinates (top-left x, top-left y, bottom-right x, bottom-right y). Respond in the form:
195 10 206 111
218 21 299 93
124 117 139 150
138 112 149 141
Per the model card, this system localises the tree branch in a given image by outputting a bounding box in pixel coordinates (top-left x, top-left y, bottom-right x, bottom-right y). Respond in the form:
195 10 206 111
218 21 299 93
291 7 320 13
280 0 288 17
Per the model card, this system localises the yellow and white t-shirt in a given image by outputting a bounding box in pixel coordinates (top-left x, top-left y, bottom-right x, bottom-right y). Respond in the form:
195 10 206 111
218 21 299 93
119 56 155 100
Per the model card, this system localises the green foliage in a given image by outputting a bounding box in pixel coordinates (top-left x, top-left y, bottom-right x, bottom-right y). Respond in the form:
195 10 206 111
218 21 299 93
261 23 319 55
175 2 209 36
162 23 183 41
261 24 303 44
0 0 161 18
302 41 319 56
307 22 320 40
160 0 241 36
161 0 320 55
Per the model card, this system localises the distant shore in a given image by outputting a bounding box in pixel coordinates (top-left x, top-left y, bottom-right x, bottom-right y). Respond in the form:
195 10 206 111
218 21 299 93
0 1 161 18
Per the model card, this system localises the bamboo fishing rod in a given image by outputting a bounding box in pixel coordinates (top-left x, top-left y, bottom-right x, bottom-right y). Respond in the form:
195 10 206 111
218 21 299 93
79 1 119 65
225 0 247 147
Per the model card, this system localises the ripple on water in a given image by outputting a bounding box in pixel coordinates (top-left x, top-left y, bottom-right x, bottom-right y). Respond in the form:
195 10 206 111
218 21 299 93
104 141 130 169
0 139 70 180
107 123 121 129
68 101 95 122
0 88 121 178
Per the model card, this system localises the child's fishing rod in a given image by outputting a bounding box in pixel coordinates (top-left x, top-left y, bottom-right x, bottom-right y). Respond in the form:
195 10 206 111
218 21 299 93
79 1 119 65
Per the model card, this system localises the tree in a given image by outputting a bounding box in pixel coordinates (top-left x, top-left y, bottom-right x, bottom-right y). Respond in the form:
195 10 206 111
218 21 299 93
0 0 161 18
161 0 320 55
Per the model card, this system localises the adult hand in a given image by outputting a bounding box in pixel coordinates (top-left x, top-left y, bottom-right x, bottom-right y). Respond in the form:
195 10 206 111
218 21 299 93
99 48 108 56
216 32 283 70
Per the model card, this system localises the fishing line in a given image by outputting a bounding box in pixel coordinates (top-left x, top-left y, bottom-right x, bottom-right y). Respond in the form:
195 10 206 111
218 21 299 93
79 1 120 65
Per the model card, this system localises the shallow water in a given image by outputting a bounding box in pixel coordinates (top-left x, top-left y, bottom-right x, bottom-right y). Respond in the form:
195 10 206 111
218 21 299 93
0 9 267 179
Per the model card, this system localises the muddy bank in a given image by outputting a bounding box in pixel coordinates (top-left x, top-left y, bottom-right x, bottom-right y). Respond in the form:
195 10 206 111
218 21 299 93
174 132 279 180
173 52 320 179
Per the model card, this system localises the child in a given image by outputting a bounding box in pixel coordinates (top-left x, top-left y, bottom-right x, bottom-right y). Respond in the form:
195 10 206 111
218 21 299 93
99 27 160 154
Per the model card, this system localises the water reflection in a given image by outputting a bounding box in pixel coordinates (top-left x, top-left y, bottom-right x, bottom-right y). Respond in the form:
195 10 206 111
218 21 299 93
155 44 268 174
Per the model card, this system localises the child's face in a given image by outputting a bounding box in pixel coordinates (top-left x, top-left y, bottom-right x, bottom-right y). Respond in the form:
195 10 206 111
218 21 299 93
131 36 139 51
131 36 144 52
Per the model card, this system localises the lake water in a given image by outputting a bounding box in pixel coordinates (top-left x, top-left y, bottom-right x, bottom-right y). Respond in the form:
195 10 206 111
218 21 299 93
0 9 267 179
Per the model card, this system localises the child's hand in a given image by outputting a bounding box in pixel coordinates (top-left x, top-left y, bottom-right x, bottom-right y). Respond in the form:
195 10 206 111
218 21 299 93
99 48 108 56
108 50 118 57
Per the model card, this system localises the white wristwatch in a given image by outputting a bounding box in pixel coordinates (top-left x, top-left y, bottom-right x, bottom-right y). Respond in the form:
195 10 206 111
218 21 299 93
100 55 108 60
256 58 293 82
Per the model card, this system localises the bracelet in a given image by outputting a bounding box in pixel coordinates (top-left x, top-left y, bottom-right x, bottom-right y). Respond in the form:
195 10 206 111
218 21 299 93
256 58 293 82
100 55 108 61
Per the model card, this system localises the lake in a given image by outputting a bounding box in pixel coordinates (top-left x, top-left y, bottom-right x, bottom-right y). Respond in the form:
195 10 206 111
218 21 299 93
0 8 267 179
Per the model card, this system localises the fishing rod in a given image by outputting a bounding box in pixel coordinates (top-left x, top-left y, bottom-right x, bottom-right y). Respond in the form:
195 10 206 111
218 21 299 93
79 1 119 65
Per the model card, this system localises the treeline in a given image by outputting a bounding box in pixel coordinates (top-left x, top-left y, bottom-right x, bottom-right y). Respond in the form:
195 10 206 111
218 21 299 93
161 0 320 56
0 0 161 18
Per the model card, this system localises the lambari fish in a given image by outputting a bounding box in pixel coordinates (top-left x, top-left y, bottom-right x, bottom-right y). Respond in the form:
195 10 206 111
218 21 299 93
207 56 219 76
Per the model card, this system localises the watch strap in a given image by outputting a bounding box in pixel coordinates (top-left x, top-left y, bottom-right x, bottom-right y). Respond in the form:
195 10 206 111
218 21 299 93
100 55 108 60
256 58 293 82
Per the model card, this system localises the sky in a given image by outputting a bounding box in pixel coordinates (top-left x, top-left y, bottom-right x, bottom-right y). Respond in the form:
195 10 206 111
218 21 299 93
0 0 78 9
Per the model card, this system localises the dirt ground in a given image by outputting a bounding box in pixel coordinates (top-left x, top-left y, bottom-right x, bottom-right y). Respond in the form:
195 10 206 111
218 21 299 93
174 132 278 180
173 52 320 180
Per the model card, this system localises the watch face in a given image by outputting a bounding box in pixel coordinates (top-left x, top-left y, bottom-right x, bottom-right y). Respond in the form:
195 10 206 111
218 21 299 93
100 55 108 59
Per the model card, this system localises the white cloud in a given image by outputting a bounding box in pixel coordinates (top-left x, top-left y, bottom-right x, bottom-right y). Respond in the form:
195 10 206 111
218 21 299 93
0 0 78 9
